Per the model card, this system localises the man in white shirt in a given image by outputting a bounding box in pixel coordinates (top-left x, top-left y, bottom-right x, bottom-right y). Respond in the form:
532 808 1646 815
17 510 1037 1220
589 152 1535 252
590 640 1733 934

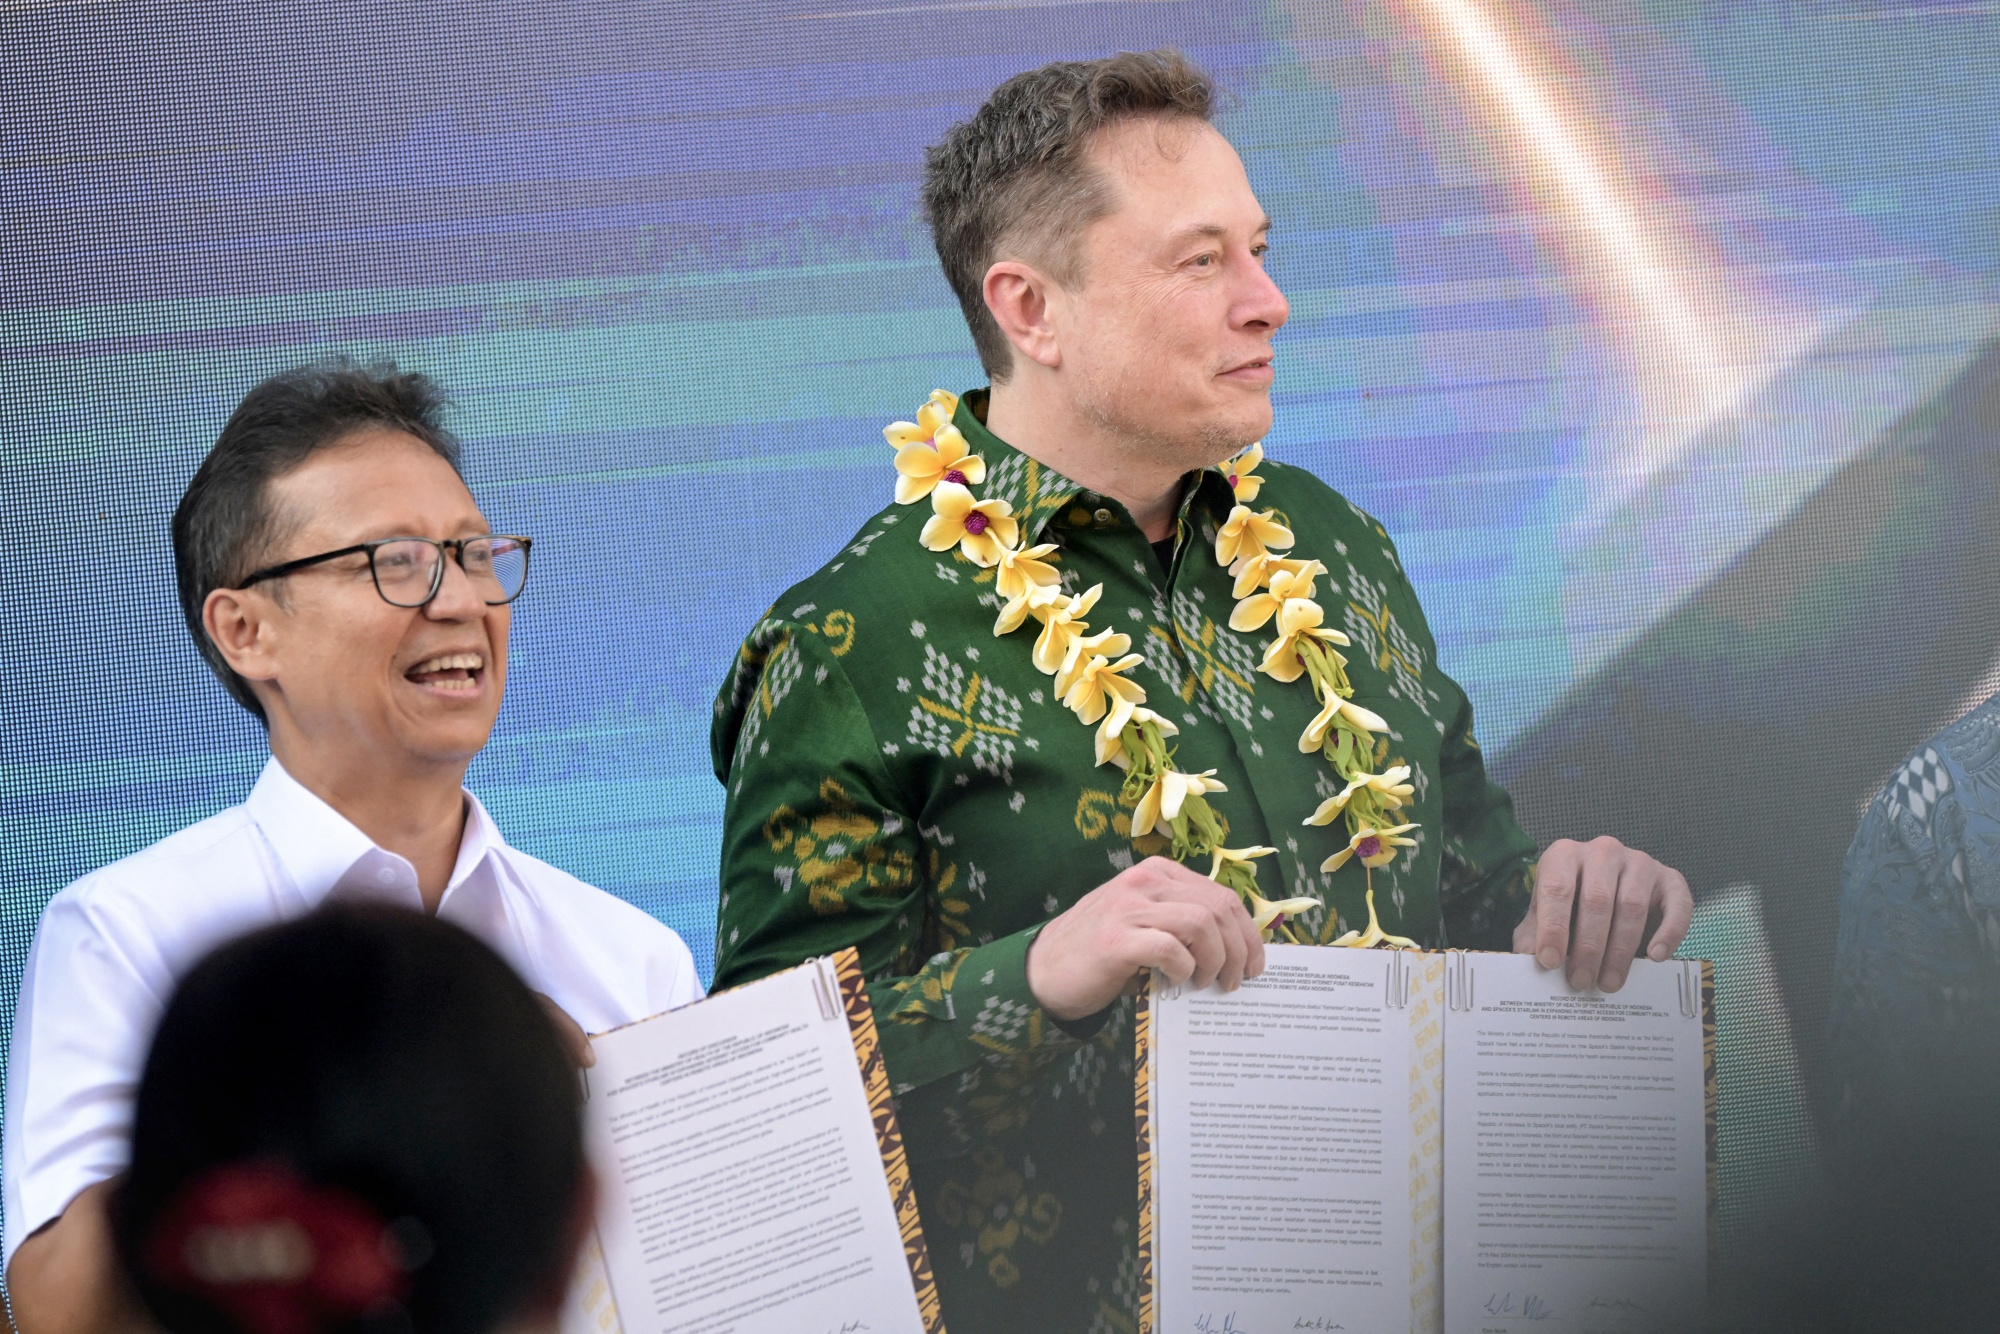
3 359 703 1332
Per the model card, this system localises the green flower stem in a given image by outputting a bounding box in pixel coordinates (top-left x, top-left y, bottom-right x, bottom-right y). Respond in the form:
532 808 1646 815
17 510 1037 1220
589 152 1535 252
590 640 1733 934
1109 718 1272 912
1296 636 1353 701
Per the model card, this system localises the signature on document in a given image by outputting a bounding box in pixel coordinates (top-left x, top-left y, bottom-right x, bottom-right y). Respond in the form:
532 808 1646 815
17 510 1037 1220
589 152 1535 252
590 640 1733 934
1194 1314 1249 1333
1482 1292 1552 1320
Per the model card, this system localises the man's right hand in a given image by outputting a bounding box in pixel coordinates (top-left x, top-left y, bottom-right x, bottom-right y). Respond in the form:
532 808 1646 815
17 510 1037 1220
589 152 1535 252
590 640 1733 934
1026 856 1265 1021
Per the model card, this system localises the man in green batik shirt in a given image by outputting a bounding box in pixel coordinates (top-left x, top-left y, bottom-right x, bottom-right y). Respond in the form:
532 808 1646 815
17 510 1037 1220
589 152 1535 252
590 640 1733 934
710 50 1694 1334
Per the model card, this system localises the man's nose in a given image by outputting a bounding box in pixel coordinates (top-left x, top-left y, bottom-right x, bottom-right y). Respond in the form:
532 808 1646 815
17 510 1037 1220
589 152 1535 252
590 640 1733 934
425 549 486 619
1236 253 1289 332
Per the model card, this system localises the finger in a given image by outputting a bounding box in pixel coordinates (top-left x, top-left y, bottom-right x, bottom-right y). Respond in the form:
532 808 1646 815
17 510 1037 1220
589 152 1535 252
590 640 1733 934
1240 901 1267 979
1597 871 1655 993
1184 908 1231 993
1208 894 1250 993
1144 901 1226 992
1133 928 1199 988
1533 844 1581 970
1646 871 1695 960
537 993 595 1069
1161 879 1246 990
1566 852 1622 991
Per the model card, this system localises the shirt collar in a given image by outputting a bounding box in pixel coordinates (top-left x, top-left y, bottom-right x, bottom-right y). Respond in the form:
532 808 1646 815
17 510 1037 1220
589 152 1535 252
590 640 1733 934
241 756 503 908
952 387 1238 543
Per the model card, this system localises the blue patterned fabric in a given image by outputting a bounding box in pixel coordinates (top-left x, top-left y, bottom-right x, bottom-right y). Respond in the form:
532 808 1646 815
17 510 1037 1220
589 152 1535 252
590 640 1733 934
1829 692 2000 1132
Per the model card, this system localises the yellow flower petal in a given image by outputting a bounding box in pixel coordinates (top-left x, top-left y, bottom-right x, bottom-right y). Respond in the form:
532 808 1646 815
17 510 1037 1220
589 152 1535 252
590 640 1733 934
1158 769 1225 824
1062 653 1146 726
1032 586 1102 676
1222 443 1267 504
1215 504 1295 571
918 510 960 552
1055 628 1133 697
1329 885 1421 950
930 481 974 522
1228 592 1281 632
1320 823 1419 873
1096 707 1178 769
1208 843 1277 881
916 395 955 438
1248 892 1317 933
1132 773 1166 837
1301 694 1390 754
994 582 1063 637
994 543 1061 602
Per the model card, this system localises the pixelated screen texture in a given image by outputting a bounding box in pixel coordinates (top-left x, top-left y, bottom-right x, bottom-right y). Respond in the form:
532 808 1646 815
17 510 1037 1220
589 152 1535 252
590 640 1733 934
5 0 1998 1242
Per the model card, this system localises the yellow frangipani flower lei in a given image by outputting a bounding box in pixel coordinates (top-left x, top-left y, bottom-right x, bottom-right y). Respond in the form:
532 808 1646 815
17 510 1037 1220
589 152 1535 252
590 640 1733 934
885 391 1416 948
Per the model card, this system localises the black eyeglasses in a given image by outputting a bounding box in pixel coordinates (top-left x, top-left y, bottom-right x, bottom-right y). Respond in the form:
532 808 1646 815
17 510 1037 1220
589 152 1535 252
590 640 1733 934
236 535 533 609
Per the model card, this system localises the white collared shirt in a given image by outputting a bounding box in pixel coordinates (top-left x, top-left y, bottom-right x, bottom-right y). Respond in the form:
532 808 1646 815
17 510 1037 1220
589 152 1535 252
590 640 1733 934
2 758 704 1267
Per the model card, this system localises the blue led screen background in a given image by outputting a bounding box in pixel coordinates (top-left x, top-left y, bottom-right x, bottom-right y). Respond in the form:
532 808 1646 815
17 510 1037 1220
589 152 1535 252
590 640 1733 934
5 0 1997 1249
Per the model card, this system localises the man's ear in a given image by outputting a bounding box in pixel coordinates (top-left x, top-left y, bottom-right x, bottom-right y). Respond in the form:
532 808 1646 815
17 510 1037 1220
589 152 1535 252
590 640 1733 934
202 586 281 687
982 259 1065 372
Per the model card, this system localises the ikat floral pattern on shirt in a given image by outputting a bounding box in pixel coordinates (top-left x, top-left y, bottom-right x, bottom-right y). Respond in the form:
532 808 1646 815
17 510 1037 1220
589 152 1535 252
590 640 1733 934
710 390 1536 1334
1828 692 2000 1141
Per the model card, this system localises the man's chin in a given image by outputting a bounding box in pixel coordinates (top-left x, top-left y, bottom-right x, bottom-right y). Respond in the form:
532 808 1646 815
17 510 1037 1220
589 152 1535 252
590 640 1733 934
395 693 501 762
398 725 497 772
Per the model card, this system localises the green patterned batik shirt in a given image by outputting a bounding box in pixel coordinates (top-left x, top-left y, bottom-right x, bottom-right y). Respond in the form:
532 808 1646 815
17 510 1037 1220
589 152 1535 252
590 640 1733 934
710 390 1536 1334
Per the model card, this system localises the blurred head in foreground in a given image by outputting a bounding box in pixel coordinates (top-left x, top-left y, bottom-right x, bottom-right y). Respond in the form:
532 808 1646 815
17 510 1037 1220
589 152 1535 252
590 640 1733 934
114 905 587 1334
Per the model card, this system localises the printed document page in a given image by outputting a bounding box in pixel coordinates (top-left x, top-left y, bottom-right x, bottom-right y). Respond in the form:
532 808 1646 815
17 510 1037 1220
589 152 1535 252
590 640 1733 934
1151 944 1422 1334
579 958 927 1334
1442 954 1707 1334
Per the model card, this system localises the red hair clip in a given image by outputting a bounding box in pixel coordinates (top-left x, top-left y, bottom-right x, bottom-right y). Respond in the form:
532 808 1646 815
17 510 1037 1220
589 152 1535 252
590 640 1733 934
143 1161 413 1334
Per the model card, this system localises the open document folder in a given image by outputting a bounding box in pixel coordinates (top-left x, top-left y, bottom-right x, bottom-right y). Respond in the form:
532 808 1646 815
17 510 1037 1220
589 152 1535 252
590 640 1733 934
559 949 946 1334
1138 948 1714 1334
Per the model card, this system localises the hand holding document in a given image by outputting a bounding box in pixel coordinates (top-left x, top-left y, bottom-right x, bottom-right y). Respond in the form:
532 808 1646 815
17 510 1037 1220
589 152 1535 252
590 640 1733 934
1139 948 1711 1334
561 950 944 1334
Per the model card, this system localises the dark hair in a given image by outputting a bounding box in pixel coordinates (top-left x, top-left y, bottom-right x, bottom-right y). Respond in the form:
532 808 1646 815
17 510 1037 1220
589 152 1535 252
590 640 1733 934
172 359 462 723
115 905 584 1334
921 49 1217 380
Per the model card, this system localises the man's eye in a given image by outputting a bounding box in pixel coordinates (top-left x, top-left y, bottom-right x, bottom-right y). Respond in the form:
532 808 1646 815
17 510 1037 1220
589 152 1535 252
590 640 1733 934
1191 253 1216 268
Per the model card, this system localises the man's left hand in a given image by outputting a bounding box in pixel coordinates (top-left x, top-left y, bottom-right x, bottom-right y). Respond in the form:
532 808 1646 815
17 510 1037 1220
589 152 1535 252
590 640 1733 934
1512 837 1693 993
536 993 596 1068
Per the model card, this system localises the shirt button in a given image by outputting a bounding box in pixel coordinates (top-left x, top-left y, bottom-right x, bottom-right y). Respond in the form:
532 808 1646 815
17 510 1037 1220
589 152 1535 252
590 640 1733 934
1093 508 1114 525
375 866 396 885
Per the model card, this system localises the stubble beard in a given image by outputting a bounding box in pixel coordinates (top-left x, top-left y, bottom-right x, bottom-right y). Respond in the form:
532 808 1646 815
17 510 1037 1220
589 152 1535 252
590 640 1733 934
1074 361 1265 480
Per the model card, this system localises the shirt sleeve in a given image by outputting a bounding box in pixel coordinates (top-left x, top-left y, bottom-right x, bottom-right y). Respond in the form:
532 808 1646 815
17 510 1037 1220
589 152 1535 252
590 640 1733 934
1826 779 1987 1141
3 885 166 1270
1432 684 1538 951
1366 527 1538 952
712 619 1085 1098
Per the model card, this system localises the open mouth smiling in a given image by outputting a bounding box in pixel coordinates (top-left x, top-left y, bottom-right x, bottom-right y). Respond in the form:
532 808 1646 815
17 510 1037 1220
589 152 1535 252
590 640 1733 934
405 652 485 694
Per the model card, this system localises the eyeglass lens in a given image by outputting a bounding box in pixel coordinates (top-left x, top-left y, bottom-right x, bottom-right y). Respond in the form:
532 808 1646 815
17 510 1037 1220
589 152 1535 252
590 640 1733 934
372 538 529 607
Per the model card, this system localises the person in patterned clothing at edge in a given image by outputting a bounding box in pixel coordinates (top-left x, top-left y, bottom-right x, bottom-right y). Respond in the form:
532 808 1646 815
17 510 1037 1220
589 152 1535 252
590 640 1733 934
710 50 1694 1334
